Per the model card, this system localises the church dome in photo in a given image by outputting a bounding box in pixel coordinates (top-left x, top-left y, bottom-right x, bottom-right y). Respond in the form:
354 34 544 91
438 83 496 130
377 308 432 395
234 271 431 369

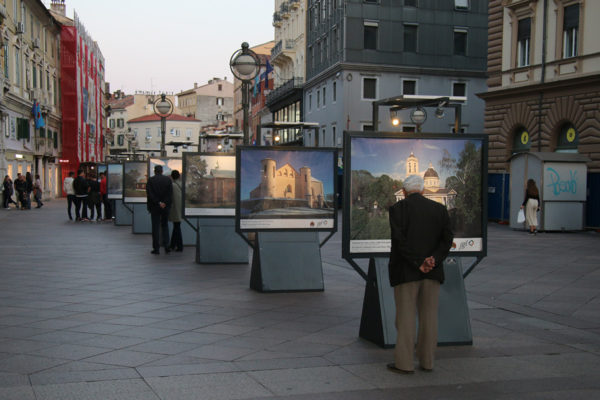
424 165 439 178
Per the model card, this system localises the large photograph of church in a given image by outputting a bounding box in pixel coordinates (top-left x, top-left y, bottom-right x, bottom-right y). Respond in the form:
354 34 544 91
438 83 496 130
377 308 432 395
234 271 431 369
123 161 148 203
183 154 236 216
237 148 336 231
346 135 486 256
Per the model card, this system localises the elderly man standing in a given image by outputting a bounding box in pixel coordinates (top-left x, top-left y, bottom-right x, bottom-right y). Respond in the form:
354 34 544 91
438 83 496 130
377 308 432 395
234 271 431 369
387 175 453 374
146 165 172 255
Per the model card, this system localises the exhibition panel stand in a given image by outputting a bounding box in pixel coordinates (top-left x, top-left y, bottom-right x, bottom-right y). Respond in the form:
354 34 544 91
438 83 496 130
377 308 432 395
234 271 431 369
132 203 152 234
248 231 325 292
235 146 339 293
355 257 473 348
342 132 489 348
195 217 248 264
114 199 133 226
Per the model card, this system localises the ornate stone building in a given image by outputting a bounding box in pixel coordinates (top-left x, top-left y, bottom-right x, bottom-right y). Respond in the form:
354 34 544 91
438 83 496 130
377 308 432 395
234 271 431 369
478 0 599 225
479 0 600 172
250 158 324 208
394 152 456 208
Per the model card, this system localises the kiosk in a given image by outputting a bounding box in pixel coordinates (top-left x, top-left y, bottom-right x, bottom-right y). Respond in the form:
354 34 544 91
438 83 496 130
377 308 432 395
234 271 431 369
509 152 590 231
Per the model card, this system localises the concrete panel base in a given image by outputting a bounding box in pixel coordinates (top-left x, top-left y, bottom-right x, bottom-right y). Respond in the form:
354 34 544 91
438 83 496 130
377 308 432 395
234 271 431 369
114 199 132 226
195 218 248 264
250 232 323 293
359 257 472 348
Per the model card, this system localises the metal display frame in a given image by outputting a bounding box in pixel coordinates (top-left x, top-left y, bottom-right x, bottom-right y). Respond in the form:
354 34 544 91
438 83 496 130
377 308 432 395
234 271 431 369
342 131 488 347
106 163 124 200
235 145 339 233
342 131 489 262
182 152 236 218
122 161 148 204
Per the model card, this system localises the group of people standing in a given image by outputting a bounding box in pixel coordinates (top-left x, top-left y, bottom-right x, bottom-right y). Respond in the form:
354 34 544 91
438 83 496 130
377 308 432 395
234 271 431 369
63 169 112 222
146 165 183 254
3 172 44 210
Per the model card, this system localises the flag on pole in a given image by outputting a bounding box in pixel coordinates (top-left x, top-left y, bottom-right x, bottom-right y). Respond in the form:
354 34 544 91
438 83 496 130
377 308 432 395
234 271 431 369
253 74 259 97
262 60 274 88
32 101 45 129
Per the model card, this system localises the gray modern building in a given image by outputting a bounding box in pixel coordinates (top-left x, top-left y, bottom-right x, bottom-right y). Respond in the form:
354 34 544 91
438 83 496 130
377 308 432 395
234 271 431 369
304 0 488 148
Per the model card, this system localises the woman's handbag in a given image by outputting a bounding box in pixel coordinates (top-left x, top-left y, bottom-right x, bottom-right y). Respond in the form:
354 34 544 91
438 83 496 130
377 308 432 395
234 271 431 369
517 208 525 223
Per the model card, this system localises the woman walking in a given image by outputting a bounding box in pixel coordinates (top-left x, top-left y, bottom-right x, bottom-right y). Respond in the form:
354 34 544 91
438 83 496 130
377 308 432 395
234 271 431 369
521 179 540 235
168 170 183 252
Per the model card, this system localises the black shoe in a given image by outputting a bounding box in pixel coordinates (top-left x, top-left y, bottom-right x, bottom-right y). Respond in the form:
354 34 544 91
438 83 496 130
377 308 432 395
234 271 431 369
387 363 414 375
151 250 160 255
175 248 183 252
164 248 171 254
419 366 433 372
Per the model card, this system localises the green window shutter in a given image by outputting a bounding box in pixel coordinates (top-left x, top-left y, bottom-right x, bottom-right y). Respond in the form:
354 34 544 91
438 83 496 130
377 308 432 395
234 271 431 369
54 131 58 148
17 118 30 140
39 127 45 138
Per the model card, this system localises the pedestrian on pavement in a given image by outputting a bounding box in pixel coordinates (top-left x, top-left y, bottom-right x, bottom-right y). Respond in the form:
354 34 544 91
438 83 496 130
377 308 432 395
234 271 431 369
73 169 89 221
99 172 112 220
87 173 102 221
33 174 43 208
168 170 183 252
146 165 172 255
14 173 26 209
3 175 18 209
387 175 454 374
63 171 76 220
25 172 33 209
521 178 540 235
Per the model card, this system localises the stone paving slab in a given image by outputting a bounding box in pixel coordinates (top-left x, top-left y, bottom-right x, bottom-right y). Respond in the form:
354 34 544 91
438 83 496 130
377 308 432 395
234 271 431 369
0 201 599 399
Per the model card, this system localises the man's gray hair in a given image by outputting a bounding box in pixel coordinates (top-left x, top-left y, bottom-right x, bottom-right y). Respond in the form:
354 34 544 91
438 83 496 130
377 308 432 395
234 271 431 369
403 175 424 193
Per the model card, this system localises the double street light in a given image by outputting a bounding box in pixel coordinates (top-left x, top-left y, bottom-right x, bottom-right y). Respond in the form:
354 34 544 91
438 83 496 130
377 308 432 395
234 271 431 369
230 42 261 146
153 94 174 157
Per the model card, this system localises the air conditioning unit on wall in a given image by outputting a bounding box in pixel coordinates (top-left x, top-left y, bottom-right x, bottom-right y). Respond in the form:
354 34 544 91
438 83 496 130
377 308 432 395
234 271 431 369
33 38 40 49
16 22 25 34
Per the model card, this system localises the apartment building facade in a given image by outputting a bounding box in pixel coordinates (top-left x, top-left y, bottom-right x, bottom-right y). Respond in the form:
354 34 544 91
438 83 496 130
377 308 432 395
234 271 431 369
304 0 488 148
479 0 600 226
0 0 62 199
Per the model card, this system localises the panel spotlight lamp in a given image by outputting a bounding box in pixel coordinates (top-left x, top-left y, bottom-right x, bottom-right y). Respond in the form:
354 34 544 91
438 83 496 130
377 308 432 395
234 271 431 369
390 109 400 127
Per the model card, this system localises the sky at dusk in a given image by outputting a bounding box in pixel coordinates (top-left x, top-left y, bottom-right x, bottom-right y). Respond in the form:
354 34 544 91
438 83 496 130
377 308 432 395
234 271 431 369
350 137 483 185
43 0 274 95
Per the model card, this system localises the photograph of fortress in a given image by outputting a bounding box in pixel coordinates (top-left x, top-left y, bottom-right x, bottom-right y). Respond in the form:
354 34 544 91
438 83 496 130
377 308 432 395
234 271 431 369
184 154 236 216
238 149 335 222
348 136 484 246
107 164 123 199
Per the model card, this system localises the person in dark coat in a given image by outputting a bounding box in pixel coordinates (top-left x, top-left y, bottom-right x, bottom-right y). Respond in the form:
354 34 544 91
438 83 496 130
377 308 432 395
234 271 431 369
87 173 102 221
25 172 33 209
14 173 26 209
73 169 89 221
168 170 183 252
3 175 18 209
387 175 454 374
146 165 173 254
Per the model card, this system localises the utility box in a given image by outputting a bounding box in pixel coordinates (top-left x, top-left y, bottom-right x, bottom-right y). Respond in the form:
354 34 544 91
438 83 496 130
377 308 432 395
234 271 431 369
509 152 590 231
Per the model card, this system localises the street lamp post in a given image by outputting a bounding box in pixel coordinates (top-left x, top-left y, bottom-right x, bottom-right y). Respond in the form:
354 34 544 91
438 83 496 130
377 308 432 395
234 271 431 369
230 42 260 146
153 94 174 157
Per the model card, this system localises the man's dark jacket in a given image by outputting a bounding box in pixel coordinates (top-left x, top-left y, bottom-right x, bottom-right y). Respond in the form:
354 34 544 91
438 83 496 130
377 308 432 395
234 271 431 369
388 192 454 286
146 174 173 213
73 176 89 196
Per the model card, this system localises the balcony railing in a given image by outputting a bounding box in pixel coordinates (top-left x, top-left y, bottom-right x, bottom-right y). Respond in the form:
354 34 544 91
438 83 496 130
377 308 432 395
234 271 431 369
266 77 304 106
271 39 297 59
272 11 282 27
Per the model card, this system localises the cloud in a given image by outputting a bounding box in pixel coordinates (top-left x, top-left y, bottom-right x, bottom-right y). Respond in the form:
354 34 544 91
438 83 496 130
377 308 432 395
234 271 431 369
424 143 441 150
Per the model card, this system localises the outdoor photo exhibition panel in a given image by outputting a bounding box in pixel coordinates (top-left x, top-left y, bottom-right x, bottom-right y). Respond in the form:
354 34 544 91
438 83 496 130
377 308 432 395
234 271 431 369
123 161 148 203
183 153 236 217
106 163 123 200
97 164 107 178
148 157 183 179
236 146 338 232
342 132 488 259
